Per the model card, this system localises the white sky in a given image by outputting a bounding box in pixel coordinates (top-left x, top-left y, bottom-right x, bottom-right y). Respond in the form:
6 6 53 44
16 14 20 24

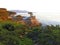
0 0 60 12
0 0 60 22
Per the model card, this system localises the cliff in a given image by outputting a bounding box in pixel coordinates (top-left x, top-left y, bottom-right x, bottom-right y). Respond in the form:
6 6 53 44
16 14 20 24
0 8 41 26
0 8 9 20
25 16 41 26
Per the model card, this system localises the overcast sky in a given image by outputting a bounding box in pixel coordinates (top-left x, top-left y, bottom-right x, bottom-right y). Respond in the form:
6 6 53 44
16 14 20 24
0 0 60 12
0 0 60 22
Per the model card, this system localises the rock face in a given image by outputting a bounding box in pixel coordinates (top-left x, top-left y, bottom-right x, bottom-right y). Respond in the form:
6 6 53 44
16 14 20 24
8 11 16 20
0 8 9 20
0 8 7 11
25 16 41 26
27 12 41 26
0 8 16 21
15 15 26 25
0 8 41 26
16 15 23 21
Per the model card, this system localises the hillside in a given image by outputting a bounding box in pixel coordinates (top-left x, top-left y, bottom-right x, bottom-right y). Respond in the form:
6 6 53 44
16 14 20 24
0 8 41 27
0 8 60 45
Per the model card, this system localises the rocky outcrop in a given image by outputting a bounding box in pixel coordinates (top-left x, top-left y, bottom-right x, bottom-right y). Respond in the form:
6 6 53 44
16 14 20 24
0 8 41 26
8 11 16 20
15 15 26 25
15 15 23 21
0 8 9 20
0 8 7 11
25 16 41 26
27 12 41 26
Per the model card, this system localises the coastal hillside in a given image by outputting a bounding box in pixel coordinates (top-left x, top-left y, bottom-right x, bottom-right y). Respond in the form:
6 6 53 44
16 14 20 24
0 8 41 26
0 8 60 45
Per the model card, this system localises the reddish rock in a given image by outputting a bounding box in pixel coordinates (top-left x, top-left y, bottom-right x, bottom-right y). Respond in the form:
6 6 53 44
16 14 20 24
7 11 16 20
25 16 41 26
0 8 41 26
0 8 9 20
15 15 26 25
0 8 7 12
16 15 23 20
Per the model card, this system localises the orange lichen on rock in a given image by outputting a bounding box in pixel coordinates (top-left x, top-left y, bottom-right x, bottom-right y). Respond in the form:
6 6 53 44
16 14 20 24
0 8 41 26
26 16 41 26
16 15 23 20
0 8 9 20
27 12 41 26
15 15 26 25
30 16 40 26
0 8 7 12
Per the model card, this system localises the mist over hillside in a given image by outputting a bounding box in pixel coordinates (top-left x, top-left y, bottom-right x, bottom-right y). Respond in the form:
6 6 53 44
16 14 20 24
10 10 28 13
10 10 60 25
34 13 60 25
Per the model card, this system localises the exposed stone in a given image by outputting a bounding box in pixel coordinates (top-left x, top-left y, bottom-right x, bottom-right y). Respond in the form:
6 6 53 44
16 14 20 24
25 16 41 26
16 15 23 20
0 8 41 26
7 11 16 20
0 8 7 12
0 8 9 20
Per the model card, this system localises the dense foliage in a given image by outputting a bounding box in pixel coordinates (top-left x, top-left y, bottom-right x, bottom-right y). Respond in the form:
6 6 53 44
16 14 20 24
0 21 60 45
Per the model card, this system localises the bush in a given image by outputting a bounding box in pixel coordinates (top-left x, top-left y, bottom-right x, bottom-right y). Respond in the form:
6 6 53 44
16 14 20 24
2 24 15 31
0 20 60 45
